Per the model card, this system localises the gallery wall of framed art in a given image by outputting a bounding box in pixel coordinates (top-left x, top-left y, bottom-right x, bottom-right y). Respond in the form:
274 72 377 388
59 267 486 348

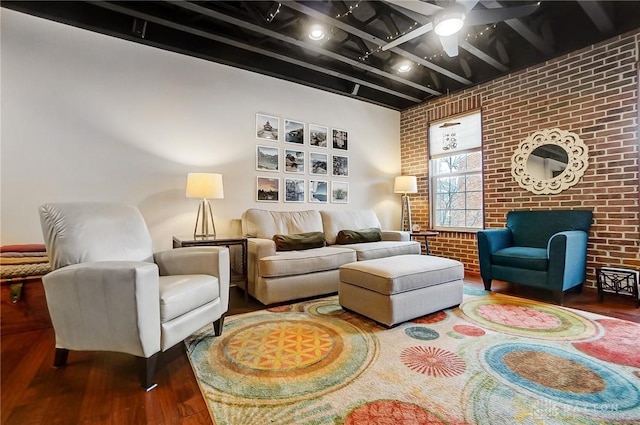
255 112 349 204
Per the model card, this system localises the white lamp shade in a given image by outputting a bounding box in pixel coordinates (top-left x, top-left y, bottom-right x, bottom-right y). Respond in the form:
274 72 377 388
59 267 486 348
186 173 224 199
394 175 418 194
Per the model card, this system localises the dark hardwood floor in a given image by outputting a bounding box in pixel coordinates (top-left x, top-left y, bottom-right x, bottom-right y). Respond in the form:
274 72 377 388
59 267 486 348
2 278 639 425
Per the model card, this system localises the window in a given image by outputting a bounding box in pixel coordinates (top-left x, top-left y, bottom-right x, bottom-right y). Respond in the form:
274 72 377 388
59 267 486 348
428 111 483 231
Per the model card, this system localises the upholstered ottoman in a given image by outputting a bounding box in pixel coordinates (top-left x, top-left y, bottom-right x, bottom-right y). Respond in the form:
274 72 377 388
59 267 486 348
339 255 464 326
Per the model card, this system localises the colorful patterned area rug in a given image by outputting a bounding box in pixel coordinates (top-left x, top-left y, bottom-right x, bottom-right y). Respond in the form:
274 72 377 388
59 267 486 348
185 287 640 424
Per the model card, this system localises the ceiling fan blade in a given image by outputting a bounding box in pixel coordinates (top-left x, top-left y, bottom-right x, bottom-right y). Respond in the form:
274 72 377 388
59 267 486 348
381 22 434 51
384 2 431 24
440 34 459 57
456 0 481 13
383 0 442 17
466 3 541 26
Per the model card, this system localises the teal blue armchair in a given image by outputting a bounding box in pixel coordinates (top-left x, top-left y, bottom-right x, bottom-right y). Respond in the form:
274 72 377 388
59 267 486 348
477 210 593 304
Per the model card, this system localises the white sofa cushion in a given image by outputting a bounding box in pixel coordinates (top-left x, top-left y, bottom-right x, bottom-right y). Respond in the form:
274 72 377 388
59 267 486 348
319 210 382 245
242 209 324 239
330 241 421 261
259 247 356 278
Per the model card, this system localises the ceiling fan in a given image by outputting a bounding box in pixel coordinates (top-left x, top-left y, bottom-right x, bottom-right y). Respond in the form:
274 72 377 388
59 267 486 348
382 0 541 57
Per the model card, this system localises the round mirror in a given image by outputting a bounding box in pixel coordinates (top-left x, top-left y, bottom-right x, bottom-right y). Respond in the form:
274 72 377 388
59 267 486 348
512 128 589 195
526 145 569 180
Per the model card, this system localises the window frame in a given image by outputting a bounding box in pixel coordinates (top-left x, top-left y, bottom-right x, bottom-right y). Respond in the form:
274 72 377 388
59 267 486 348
427 110 484 232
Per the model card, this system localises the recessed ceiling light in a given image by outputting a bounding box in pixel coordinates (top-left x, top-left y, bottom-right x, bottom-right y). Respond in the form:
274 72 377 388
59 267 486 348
309 25 325 41
397 62 412 73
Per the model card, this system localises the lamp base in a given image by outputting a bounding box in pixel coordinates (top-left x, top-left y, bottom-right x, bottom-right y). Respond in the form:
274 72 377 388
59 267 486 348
193 199 217 239
400 195 413 232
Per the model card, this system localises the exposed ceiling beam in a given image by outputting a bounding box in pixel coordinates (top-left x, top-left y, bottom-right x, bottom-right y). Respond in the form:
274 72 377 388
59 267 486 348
460 0 481 12
459 56 472 78
284 0 471 86
92 2 423 105
495 39 510 64
428 70 442 90
384 0 442 17
384 1 431 24
172 1 442 96
380 13 401 37
352 36 372 57
481 0 554 56
240 1 266 25
380 21 433 51
459 40 508 72
578 0 615 36
378 0 447 51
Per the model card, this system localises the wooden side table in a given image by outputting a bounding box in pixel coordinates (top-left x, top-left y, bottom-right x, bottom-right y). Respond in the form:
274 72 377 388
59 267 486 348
173 235 248 304
410 231 439 255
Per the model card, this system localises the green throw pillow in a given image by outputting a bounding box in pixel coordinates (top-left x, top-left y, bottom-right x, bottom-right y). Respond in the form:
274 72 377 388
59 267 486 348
273 232 326 251
335 228 382 244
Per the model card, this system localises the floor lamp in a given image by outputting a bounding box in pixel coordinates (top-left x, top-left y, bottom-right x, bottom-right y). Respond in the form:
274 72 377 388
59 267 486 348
186 173 224 239
394 175 418 232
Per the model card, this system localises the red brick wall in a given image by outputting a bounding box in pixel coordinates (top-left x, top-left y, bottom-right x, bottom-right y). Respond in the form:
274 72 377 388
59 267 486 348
400 30 640 287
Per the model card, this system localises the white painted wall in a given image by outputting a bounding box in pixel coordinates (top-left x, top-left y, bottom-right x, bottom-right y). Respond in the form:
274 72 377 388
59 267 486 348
1 9 401 250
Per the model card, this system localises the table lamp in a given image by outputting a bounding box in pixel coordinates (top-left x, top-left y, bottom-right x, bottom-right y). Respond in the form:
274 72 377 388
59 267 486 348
394 175 418 232
186 173 224 238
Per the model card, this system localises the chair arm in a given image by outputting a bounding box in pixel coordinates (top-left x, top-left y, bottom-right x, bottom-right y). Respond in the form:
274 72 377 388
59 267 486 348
381 230 410 242
42 261 161 357
477 228 513 253
154 246 229 280
547 231 589 290
476 228 513 278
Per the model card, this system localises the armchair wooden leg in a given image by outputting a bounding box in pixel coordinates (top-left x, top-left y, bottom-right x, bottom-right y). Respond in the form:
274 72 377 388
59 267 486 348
53 348 69 368
213 315 225 337
137 353 159 391
552 290 564 306
482 278 492 291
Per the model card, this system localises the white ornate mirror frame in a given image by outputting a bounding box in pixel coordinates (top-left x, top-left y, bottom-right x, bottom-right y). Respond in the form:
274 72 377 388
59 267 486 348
511 128 589 195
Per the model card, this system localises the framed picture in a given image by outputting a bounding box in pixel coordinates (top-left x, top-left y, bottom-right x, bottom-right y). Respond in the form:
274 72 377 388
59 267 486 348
256 176 280 202
284 119 304 144
284 178 305 202
309 124 328 148
256 145 279 172
284 149 305 174
309 180 328 203
332 154 349 177
256 113 279 141
309 152 328 175
332 128 348 150
331 181 349 203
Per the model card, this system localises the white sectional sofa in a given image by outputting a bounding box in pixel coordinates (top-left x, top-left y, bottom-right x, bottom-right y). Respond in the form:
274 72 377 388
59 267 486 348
241 208 421 304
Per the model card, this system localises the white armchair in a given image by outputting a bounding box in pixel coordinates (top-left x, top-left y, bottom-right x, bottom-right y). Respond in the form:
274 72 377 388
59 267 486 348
38 202 229 390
